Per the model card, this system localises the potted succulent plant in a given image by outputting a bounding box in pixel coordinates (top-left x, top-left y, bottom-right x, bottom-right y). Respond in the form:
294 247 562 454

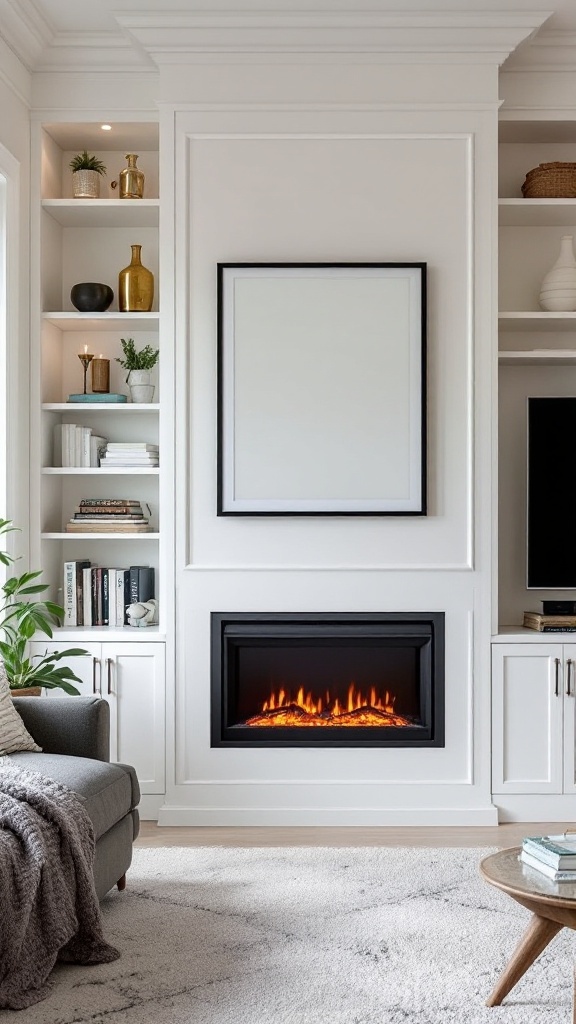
116 337 159 403
69 150 107 199
0 518 87 694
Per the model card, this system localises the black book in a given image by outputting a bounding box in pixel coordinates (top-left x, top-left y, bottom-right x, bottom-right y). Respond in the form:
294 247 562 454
91 567 99 626
129 565 155 605
102 568 109 626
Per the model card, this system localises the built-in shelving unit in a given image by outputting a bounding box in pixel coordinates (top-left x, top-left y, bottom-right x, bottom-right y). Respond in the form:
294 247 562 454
497 118 576 632
32 120 163 636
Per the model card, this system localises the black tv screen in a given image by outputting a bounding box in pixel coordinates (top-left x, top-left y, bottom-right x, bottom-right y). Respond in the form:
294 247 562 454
527 397 576 589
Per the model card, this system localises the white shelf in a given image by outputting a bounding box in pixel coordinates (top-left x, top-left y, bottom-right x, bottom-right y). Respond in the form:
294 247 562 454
42 403 158 412
499 198 576 227
42 532 160 540
47 626 166 642
499 312 576 332
42 312 159 331
499 349 576 365
493 627 576 642
42 467 159 475
42 199 159 228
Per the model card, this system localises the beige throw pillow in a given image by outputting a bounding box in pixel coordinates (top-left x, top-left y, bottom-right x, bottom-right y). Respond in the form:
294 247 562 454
0 660 41 754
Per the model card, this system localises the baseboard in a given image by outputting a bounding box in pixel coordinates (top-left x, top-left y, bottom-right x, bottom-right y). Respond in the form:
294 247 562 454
495 794 576 822
138 794 164 820
156 805 498 827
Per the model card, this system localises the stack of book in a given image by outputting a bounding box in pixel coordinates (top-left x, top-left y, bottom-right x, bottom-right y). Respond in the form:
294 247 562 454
523 611 576 633
65 498 153 533
64 561 155 627
520 833 576 881
54 423 107 467
100 443 159 468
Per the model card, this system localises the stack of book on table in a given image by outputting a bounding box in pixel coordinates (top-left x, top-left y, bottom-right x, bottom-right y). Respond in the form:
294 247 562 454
520 833 576 881
523 611 576 633
65 498 153 533
99 443 159 468
64 561 155 627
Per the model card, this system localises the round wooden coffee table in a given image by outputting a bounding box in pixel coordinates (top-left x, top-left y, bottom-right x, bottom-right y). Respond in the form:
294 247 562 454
481 847 576 1009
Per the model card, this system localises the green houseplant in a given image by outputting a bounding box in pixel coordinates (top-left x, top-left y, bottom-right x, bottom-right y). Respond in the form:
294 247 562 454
0 518 87 694
69 150 107 198
116 337 159 402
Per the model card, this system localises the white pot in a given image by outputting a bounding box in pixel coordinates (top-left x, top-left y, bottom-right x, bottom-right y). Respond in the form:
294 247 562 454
130 383 155 404
127 369 151 387
539 235 576 311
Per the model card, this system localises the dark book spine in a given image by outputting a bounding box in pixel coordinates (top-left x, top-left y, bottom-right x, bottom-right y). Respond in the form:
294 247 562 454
95 567 103 626
541 626 576 632
91 568 99 625
102 568 109 626
123 570 131 625
129 566 143 605
137 566 155 603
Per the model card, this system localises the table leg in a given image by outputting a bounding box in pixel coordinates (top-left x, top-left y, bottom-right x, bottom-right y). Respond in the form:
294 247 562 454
486 913 562 1007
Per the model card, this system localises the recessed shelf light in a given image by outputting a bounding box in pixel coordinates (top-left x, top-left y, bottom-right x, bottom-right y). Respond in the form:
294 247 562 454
101 124 112 131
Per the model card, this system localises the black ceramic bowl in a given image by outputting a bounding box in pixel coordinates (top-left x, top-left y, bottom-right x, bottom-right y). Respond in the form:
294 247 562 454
70 282 114 313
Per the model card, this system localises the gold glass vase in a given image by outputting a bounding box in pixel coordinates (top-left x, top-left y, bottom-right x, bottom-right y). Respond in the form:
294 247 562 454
119 154 145 200
118 245 154 312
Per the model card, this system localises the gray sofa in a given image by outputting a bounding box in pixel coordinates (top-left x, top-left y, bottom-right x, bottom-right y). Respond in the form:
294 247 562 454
8 696 140 899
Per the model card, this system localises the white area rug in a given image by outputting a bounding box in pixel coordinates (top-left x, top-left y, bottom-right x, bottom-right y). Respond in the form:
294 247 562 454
5 846 575 1023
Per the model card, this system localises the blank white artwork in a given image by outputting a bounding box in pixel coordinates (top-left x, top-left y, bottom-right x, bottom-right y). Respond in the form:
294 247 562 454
219 265 424 514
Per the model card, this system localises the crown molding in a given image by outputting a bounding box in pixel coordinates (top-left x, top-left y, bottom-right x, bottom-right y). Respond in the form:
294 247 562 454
0 7 554 73
504 29 576 72
35 31 156 71
0 0 52 70
116 11 552 67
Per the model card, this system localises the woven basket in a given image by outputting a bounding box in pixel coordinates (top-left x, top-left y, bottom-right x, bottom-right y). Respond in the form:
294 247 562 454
522 162 576 198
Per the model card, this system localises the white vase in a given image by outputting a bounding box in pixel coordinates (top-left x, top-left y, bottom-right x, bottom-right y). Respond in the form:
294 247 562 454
127 370 154 403
539 235 576 311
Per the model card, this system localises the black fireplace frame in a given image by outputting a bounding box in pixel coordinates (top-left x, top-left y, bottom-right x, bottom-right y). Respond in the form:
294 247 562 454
211 612 445 748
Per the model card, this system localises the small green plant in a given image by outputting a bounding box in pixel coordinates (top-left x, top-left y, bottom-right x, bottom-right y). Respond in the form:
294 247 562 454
116 337 159 382
69 150 107 175
0 518 87 693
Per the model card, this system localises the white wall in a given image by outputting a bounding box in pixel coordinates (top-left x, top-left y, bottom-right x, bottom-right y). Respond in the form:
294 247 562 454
159 61 498 825
0 40 30 553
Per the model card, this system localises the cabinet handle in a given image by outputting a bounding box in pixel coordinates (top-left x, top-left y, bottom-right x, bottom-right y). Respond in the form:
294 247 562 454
106 657 113 695
555 657 561 696
567 659 574 697
92 657 101 696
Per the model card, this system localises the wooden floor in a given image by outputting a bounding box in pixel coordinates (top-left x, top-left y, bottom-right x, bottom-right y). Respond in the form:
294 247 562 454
136 822 576 849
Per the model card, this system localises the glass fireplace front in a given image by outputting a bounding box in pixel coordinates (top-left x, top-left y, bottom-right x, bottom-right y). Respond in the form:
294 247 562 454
211 613 444 747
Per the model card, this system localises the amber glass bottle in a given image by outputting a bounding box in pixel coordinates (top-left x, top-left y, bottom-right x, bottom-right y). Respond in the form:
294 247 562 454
118 245 154 311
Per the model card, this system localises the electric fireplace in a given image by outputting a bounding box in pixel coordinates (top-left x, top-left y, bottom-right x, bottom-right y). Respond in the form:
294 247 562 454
211 613 445 747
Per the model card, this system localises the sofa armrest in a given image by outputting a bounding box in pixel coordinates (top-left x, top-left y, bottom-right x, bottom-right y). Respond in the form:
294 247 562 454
12 696 110 761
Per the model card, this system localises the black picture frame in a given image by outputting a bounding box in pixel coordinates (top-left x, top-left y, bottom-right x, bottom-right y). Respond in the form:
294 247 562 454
217 262 427 516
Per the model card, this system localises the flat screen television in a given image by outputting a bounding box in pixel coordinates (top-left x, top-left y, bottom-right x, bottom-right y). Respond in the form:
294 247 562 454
527 396 576 589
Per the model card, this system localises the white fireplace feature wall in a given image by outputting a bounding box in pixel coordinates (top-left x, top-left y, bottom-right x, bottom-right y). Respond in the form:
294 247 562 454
141 12 545 828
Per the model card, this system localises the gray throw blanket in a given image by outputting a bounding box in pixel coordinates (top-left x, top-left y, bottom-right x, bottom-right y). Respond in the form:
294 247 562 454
0 760 120 1010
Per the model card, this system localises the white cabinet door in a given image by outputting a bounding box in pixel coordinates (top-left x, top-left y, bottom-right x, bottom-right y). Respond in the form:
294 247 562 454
29 641 101 698
492 644 564 794
102 642 165 794
563 644 576 793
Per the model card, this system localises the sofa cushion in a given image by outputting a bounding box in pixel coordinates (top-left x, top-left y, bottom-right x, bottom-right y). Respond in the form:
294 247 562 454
7 752 138 841
0 663 41 755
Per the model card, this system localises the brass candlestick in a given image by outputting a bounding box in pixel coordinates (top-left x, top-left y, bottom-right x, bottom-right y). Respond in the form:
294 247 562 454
78 351 94 394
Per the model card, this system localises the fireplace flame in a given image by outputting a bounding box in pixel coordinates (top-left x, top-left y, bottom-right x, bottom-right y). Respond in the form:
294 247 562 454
246 682 411 727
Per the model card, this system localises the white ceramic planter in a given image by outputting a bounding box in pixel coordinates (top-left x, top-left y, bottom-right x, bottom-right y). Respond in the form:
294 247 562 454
130 383 155 403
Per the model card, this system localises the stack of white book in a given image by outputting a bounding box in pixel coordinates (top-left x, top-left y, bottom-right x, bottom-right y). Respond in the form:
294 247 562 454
54 423 107 468
99 443 159 468
520 833 576 881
